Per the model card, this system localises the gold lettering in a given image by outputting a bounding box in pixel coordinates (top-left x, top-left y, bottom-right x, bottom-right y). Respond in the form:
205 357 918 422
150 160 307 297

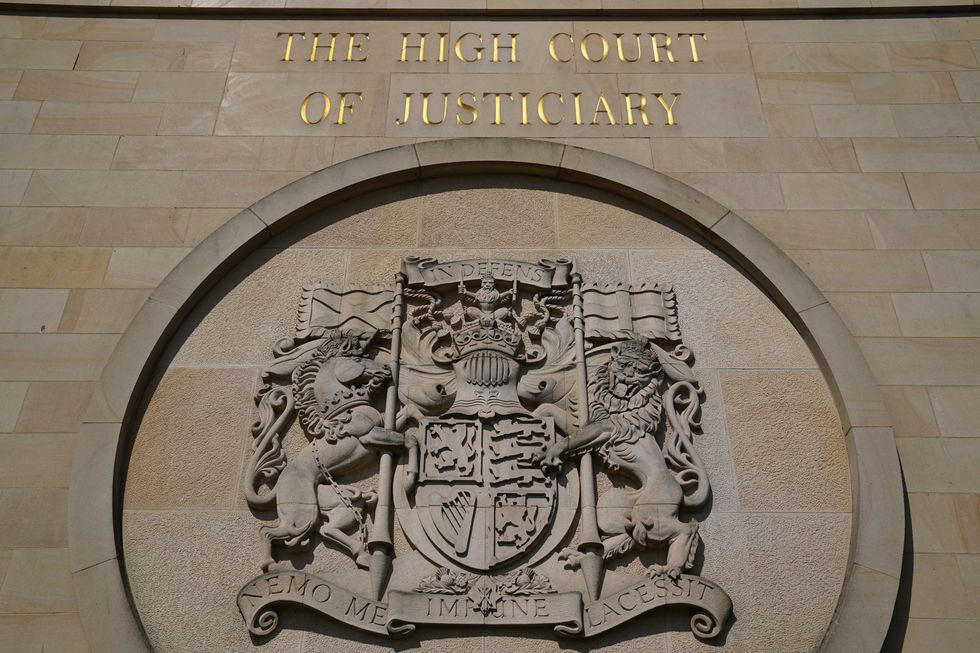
300 91 331 125
591 93 616 125
346 32 369 62
277 31 305 62
438 33 447 62
614 33 642 63
456 92 478 125
491 33 519 63
537 91 563 125
309 33 338 62
650 33 676 63
455 32 484 62
679 32 707 62
519 92 529 125
654 92 681 125
421 92 451 125
549 32 573 63
483 92 513 125
394 92 413 126
336 92 362 124
572 92 583 125
580 32 609 62
400 33 426 62
622 92 650 126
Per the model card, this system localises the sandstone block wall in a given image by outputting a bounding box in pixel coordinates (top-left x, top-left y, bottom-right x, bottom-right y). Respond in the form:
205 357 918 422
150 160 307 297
0 9 978 652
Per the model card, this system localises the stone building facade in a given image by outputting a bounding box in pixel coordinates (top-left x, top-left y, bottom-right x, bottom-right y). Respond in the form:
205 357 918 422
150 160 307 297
0 2 977 652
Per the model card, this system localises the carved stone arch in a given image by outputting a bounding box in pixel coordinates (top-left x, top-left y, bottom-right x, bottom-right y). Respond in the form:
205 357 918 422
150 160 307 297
69 138 904 652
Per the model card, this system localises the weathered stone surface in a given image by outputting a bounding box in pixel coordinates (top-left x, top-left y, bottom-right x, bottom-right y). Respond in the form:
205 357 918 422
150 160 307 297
859 337 980 386
125 367 256 509
554 189 698 249
58 288 150 333
908 493 979 554
928 387 980 437
825 292 902 337
170 247 346 365
631 249 815 369
0 382 28 432
790 250 931 292
123 509 305 653
102 247 189 289
0 289 69 333
922 251 980 291
0 548 75 614
880 385 940 438
893 293 980 337
14 381 92 433
14 70 138 102
0 488 67 547
0 334 117 382
897 437 980 493
0 434 74 488
721 369 850 512
418 176 556 248
0 613 90 653
273 190 420 249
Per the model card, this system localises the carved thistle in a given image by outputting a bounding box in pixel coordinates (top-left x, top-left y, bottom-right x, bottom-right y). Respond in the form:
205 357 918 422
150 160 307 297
238 257 732 642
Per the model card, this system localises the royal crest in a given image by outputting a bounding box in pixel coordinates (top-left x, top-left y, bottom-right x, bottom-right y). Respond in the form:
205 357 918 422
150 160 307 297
238 257 732 641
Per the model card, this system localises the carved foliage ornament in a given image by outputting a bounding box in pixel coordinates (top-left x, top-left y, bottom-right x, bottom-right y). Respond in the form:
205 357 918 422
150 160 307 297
238 257 732 641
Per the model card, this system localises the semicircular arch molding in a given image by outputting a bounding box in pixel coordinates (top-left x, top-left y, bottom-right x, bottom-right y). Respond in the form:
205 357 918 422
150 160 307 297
68 138 904 653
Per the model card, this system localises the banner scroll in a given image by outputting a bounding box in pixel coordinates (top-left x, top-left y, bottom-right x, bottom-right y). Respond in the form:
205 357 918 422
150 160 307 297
402 257 573 289
238 571 731 640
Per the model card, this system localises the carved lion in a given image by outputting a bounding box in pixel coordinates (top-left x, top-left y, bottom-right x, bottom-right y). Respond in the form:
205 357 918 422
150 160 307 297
539 337 709 580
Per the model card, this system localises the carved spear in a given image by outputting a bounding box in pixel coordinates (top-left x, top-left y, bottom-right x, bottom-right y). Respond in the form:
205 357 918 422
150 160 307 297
367 271 406 600
570 272 605 601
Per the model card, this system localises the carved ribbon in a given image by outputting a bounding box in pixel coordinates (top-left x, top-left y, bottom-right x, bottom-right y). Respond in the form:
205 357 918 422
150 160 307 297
238 571 731 641
402 257 573 289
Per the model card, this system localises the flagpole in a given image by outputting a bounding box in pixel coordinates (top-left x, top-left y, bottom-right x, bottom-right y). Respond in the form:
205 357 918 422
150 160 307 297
368 271 405 601
570 272 605 601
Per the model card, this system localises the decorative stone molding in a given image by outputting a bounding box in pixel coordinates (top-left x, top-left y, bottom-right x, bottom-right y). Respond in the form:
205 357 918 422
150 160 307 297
70 138 904 652
0 1 975 15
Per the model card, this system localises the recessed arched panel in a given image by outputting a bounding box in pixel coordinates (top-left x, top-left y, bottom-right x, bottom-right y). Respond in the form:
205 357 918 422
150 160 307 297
69 139 903 653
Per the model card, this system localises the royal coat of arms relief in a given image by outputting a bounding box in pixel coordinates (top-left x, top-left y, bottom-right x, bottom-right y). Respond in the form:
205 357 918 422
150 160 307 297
238 257 733 640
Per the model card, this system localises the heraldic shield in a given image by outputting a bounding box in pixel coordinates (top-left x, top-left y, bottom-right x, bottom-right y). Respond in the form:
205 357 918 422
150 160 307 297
237 256 733 643
415 415 560 570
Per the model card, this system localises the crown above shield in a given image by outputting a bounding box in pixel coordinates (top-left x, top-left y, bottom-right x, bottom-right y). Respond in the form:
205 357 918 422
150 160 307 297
451 320 523 359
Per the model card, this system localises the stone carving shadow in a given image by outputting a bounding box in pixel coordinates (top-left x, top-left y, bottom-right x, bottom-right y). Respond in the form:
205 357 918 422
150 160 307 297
882 466 913 652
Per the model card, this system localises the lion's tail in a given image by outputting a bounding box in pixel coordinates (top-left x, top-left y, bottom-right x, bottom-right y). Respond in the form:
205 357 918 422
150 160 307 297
686 520 700 570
